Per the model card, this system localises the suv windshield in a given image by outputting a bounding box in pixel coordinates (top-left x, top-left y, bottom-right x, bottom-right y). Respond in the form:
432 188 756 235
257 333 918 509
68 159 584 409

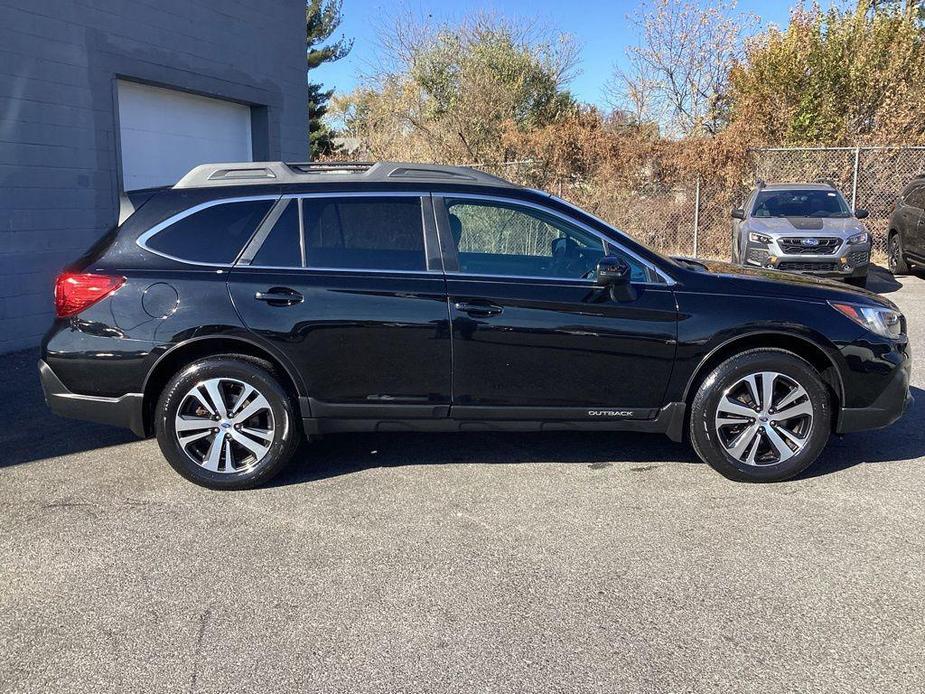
751 189 851 218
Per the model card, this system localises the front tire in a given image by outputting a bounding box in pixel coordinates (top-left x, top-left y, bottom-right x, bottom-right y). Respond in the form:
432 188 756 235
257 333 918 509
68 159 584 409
690 349 832 482
154 356 300 490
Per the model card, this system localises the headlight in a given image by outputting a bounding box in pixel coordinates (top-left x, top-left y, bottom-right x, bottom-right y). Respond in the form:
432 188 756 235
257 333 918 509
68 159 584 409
830 302 903 338
749 232 772 244
847 232 869 245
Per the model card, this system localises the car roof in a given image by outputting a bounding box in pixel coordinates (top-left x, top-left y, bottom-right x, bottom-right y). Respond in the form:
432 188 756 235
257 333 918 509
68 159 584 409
172 161 519 190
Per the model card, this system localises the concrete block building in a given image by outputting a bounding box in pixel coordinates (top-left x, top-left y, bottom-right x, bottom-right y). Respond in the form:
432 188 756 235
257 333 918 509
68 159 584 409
0 0 308 351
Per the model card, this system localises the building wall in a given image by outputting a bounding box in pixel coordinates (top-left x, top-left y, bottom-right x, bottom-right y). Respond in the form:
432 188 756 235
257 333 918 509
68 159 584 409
0 0 308 352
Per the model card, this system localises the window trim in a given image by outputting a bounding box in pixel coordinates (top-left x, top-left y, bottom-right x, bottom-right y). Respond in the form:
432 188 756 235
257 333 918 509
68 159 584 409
136 195 280 267
435 193 675 286
237 197 294 266
242 191 440 275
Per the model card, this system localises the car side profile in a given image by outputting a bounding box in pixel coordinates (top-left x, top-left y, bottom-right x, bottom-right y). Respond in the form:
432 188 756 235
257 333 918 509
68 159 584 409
887 176 925 276
731 182 872 287
41 162 911 489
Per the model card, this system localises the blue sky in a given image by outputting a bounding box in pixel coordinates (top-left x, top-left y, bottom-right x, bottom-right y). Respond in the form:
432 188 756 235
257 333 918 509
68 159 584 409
311 0 794 108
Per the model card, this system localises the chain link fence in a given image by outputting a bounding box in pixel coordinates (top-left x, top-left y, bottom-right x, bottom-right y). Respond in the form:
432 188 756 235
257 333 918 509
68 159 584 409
474 146 925 263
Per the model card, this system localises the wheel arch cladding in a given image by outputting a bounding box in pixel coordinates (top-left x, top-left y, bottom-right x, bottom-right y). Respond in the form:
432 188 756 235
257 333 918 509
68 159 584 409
142 337 304 436
683 332 844 429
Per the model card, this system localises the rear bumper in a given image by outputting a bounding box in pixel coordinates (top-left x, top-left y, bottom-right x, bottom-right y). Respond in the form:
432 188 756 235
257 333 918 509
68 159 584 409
38 360 146 437
836 355 913 433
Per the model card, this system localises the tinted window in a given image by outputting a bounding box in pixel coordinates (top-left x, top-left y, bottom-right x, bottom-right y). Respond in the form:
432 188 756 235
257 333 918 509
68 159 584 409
147 199 273 263
751 189 850 218
302 196 425 271
906 185 925 209
447 199 613 280
252 200 302 267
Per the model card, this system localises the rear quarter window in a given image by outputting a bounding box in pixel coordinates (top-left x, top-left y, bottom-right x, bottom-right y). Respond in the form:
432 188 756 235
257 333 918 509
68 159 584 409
144 199 274 263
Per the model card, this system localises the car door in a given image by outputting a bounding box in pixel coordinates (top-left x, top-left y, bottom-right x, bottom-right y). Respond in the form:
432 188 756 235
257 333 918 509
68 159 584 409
228 192 452 419
435 194 678 420
905 185 925 257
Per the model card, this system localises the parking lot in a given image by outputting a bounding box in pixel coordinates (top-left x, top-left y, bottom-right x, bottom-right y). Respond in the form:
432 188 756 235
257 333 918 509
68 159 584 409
1 267 923 693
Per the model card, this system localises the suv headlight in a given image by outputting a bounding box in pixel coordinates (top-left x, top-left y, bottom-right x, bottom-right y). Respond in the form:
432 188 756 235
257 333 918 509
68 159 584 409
830 302 903 338
847 232 869 245
749 232 772 244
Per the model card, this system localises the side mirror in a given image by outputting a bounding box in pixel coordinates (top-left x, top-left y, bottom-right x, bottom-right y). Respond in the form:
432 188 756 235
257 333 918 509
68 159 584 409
731 208 746 220
595 256 636 302
854 208 869 219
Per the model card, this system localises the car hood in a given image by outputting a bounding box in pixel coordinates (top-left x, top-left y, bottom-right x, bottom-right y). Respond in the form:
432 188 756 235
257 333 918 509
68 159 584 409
674 258 896 309
745 216 866 235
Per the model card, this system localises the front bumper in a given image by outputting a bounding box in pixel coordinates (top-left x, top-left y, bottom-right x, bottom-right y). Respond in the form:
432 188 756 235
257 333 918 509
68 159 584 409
39 360 146 437
836 352 913 433
744 240 870 278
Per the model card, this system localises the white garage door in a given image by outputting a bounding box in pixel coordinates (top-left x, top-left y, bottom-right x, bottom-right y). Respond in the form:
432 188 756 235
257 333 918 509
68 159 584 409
117 80 253 190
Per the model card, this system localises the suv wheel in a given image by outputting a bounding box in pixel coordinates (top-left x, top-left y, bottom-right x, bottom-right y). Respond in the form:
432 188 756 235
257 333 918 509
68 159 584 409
154 356 300 490
889 233 911 275
690 349 832 482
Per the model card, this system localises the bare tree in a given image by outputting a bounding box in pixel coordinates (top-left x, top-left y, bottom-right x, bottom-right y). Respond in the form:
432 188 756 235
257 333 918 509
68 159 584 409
609 0 755 137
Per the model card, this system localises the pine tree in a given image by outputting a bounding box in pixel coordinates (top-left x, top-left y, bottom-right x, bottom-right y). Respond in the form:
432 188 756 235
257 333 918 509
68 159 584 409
306 0 352 158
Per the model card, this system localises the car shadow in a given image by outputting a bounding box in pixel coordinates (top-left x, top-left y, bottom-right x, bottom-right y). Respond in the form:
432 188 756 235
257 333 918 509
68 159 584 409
270 430 696 486
0 348 136 469
798 386 925 479
866 264 903 294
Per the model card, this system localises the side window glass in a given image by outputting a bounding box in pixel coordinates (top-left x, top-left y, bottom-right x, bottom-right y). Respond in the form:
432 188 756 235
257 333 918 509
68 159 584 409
302 196 425 271
907 186 925 209
145 199 273 264
445 199 604 279
251 199 301 267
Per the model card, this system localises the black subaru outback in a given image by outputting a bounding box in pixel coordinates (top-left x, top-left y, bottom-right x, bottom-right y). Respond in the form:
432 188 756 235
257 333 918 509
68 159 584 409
41 162 912 488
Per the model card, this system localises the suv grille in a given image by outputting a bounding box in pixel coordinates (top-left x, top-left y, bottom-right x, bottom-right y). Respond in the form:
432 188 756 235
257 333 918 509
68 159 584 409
778 261 838 272
848 249 870 266
778 237 841 255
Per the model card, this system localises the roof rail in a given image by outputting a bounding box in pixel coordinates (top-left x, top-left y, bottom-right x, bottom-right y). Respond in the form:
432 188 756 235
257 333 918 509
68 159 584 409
173 161 517 189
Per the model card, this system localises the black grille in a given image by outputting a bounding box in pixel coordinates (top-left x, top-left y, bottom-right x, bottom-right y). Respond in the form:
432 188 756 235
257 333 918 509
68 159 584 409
849 250 870 266
746 247 769 264
778 262 838 272
778 237 841 255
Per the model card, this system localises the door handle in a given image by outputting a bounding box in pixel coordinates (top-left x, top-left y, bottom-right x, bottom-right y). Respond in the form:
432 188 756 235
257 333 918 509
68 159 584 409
255 287 303 306
454 301 503 317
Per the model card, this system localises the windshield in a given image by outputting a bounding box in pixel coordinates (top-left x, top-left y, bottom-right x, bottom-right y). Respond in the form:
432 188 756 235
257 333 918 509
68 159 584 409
751 189 851 218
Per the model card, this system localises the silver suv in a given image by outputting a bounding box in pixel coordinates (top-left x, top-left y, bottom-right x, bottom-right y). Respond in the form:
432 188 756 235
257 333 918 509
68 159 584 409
731 182 872 287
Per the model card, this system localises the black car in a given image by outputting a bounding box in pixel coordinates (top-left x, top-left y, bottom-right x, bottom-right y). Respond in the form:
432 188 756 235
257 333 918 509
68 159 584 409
40 162 912 489
888 176 925 275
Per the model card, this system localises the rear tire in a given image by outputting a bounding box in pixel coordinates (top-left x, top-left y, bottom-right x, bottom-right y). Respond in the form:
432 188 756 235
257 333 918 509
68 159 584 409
154 356 300 490
690 349 832 483
889 233 910 276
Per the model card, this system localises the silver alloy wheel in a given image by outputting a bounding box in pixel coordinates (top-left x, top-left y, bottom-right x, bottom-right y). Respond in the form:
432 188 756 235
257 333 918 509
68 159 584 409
174 377 275 474
713 371 814 466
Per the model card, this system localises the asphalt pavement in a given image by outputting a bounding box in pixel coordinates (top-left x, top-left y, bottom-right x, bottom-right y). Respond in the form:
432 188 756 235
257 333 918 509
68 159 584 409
1 267 924 693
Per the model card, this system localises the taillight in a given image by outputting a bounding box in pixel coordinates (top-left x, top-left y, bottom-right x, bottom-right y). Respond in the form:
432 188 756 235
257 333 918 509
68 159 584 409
54 272 125 318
